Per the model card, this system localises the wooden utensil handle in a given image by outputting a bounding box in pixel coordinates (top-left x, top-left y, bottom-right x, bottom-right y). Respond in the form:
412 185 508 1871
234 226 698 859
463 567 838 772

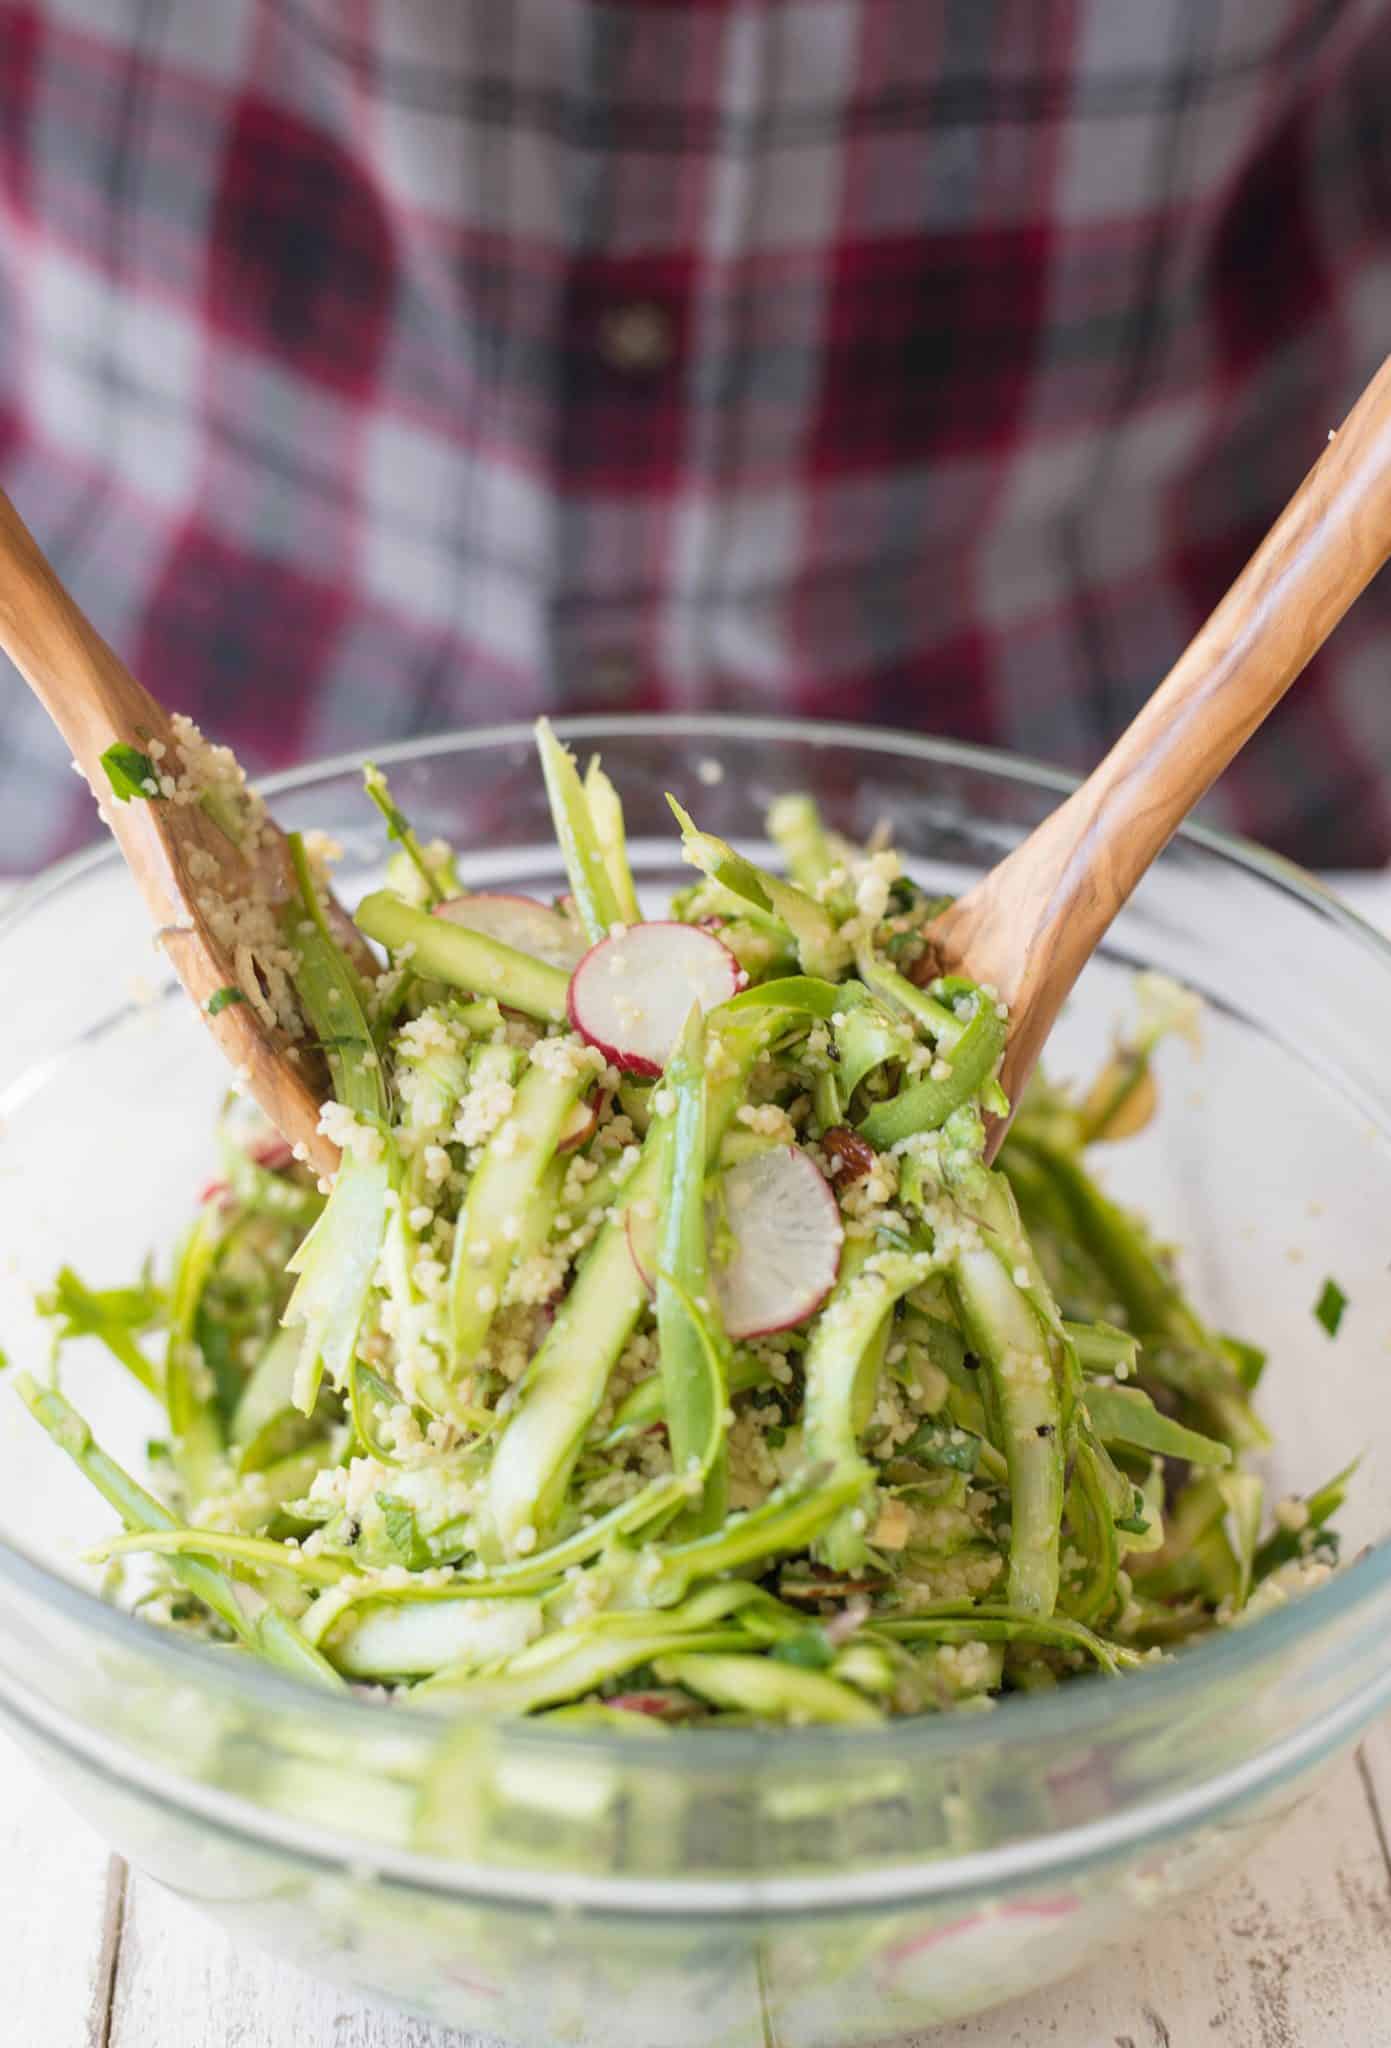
0 489 166 771
964 355 1391 1023
1039 353 1391 932
930 354 1391 1138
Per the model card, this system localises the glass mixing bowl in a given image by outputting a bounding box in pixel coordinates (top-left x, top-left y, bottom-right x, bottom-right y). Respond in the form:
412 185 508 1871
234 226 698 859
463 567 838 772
2 718 1391 2046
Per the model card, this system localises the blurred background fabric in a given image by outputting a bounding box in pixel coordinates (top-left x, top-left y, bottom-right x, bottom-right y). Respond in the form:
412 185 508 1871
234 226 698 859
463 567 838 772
2 0 1391 873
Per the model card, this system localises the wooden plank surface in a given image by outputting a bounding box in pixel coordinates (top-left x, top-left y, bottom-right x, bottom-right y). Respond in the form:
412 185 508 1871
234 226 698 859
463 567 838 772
919 1741 1391 2048
0 1725 124 2047
7 1719 1388 2048
108 1871 484 2048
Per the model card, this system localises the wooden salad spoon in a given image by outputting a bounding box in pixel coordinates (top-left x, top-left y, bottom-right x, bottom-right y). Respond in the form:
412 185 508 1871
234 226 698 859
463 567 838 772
0 489 358 1179
923 354 1391 1156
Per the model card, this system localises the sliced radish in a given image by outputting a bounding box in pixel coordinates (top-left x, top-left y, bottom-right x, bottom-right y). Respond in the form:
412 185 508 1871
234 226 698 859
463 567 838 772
626 1145 842 1340
557 1088 604 1154
713 1146 843 1338
248 1133 294 1172
434 892 586 972
567 921 744 1077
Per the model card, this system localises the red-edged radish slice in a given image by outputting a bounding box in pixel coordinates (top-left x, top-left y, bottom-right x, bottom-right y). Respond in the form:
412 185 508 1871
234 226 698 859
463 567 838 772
248 1133 294 1172
715 1146 842 1338
626 1145 842 1340
568 921 744 1076
434 893 586 971
625 1204 658 1293
879 1898 1079 2005
557 1088 604 1154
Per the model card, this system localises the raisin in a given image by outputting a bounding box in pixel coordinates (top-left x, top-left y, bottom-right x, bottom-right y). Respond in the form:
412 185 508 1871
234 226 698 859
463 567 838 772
821 1125 877 1182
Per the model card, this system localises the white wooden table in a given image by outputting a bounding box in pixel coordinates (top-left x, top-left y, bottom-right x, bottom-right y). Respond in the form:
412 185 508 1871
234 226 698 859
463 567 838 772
8 873 1391 2047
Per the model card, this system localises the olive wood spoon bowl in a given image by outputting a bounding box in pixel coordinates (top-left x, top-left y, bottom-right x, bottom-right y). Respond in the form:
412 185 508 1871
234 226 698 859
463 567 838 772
0 488 365 1179
925 355 1391 1157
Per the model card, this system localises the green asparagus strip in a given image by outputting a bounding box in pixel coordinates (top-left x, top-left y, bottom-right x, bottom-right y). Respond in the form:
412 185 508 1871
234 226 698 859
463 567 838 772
859 992 1006 1148
654 1651 883 1725
286 834 385 1109
668 798 851 978
1065 1319 1140 1376
362 762 451 906
948 1238 1062 1616
1062 1437 1121 1625
15 1377 343 1689
37 1267 164 1401
877 1608 1141 1676
84 1525 350 1588
852 946 965 1049
354 892 570 1023
802 1245 930 1571
836 1003 912 1100
646 1465 867 1607
536 719 624 941
584 755 642 925
1084 1383 1232 1468
766 794 838 894
606 1349 772 1440
477 1139 659 1559
232 1326 319 1472
723 975 871 1021
448 1052 589 1366
656 1007 728 1532
164 1211 224 1507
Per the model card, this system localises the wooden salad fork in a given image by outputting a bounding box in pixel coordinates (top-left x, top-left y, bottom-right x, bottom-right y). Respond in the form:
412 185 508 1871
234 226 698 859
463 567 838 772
923 355 1391 1154
0 490 351 1177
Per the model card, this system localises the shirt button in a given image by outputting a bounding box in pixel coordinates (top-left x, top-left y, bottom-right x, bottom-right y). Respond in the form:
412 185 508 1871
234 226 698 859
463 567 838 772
590 649 639 702
596 300 674 374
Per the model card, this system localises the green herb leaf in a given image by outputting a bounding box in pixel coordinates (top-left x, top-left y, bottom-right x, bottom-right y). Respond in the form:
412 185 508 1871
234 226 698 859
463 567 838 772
1219 1332 1267 1390
1116 1490 1151 1536
770 1627 835 1670
206 985 245 1017
901 1418 982 1475
100 743 161 803
1314 1278 1348 1338
376 1492 422 1566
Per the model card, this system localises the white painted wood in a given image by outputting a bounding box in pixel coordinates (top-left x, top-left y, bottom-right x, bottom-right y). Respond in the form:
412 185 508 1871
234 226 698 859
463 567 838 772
0 1724 124 2048
906 1738 1391 2048
108 1864 489 2048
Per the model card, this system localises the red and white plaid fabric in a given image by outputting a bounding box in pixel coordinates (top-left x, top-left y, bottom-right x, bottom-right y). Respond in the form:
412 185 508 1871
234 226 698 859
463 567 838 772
3 0 1391 872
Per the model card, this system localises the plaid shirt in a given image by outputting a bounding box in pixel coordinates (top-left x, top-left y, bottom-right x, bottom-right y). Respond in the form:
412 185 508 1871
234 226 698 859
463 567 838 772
3 0 1391 874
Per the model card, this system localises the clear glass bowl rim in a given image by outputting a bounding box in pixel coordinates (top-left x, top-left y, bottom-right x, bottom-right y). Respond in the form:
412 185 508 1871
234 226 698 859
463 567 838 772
4 712 1391 1912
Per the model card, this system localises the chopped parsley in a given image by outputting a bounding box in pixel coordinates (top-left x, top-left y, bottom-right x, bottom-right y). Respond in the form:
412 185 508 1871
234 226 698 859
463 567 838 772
1116 1490 1151 1536
376 1492 425 1568
206 985 245 1017
100 742 161 803
770 1627 835 1670
1314 1277 1348 1338
902 1418 982 1475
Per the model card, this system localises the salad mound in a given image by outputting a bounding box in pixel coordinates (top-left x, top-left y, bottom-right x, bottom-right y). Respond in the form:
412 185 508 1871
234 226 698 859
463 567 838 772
14 723 1350 1725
